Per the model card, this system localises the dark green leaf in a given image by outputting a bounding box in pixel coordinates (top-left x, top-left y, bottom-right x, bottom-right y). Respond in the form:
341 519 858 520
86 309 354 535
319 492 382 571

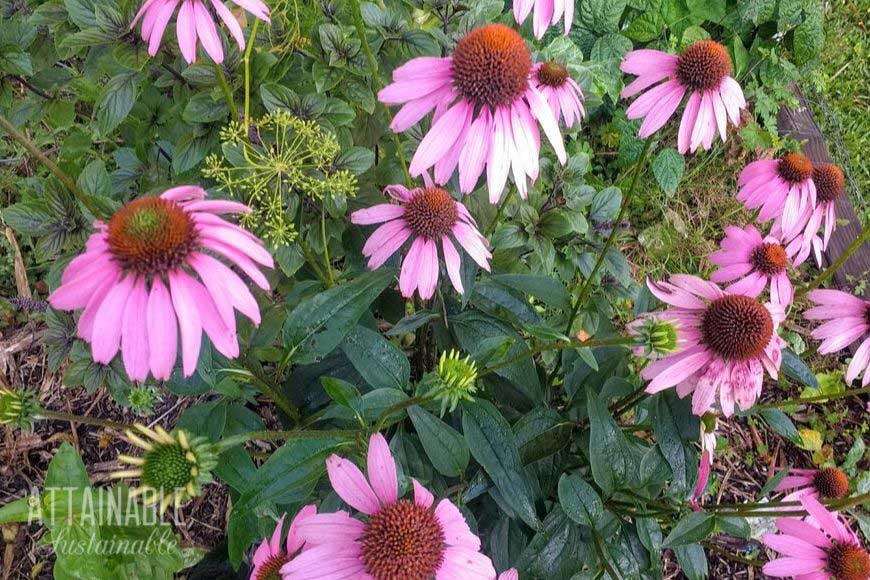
340 325 410 390
781 348 818 387
44 442 89 489
663 512 715 547
95 72 139 136
558 473 605 529
408 406 469 477
651 148 685 196
587 388 637 496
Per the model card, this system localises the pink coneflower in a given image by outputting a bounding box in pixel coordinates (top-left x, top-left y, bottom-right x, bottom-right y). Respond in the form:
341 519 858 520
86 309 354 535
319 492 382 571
378 24 567 203
281 433 496 580
802 163 846 251
709 225 802 306
774 467 851 504
530 62 585 129
49 186 272 381
641 275 786 416
131 0 270 64
249 506 316 580
513 0 573 39
762 494 870 579
805 289 870 387
351 182 491 300
737 152 816 233
621 41 746 153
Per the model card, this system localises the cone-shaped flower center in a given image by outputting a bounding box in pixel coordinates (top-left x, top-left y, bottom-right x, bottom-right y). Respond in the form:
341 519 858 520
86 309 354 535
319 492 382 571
452 24 531 109
537 61 569 87
701 295 773 361
360 500 445 580
813 467 850 499
777 152 813 184
813 163 845 203
255 554 289 580
750 242 789 276
676 40 732 91
108 198 198 276
141 442 195 492
826 541 870 580
404 188 459 239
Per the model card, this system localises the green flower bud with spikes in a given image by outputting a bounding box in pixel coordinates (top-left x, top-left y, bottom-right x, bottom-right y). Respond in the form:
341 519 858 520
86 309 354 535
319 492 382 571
110 425 218 514
629 314 681 358
0 388 40 430
425 350 479 415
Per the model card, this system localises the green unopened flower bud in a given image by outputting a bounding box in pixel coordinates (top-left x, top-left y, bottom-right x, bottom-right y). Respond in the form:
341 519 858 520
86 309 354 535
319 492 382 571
427 350 479 415
128 386 157 416
111 425 218 514
629 315 680 357
0 388 40 430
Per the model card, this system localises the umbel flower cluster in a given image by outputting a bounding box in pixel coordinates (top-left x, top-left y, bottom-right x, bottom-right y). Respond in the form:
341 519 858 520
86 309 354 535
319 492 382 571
38 6 867 579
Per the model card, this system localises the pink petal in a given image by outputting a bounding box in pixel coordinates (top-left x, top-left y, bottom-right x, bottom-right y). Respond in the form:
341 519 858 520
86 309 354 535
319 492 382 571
442 236 464 294
399 237 426 298
280 543 364 579
295 512 365 544
160 185 206 202
200 237 271 290
186 276 239 359
775 519 831 549
184 199 251 214
645 349 712 393
121 276 150 381
168 269 203 377
351 204 406 225
366 433 398 506
435 499 481 550
146 278 178 380
413 479 434 509
286 504 317 555
210 0 245 49
458 108 492 193
176 0 198 64
678 91 702 154
525 87 566 163
199 223 274 267
193 0 224 63
416 238 440 300
91 275 135 364
436 547 496 580
147 0 179 56
409 101 472 176
761 533 826 559
762 557 825 577
325 454 380 515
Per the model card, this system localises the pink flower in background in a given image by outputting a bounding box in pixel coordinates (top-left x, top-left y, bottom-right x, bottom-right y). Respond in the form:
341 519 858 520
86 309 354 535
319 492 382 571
249 506 316 580
737 152 816 233
49 186 272 381
351 181 491 300
530 62 586 129
773 467 851 504
691 415 718 508
642 275 786 416
378 24 567 203
513 0 574 39
709 225 802 306
282 433 497 579
132 0 270 64
499 569 519 580
621 41 746 153
802 163 845 251
762 494 870 578
805 290 870 386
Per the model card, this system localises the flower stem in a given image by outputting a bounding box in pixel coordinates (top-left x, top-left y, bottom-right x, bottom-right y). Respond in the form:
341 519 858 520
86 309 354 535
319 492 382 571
215 428 356 451
226 360 300 421
485 190 511 237
243 18 261 129
752 386 870 410
0 113 106 219
479 336 633 377
213 63 239 120
35 409 129 430
800 224 870 295
320 205 336 288
347 0 411 186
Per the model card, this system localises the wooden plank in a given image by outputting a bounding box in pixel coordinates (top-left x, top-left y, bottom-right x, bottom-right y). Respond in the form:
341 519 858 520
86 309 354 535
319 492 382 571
777 91 869 297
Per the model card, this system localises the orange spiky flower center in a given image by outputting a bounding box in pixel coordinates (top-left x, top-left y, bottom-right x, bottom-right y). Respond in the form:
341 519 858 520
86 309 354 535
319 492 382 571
452 24 531 109
777 152 813 184
676 40 732 91
813 163 845 203
404 188 458 239
750 242 789 276
360 500 446 580
701 295 773 361
254 553 289 580
826 541 870 580
537 61 570 87
813 467 850 499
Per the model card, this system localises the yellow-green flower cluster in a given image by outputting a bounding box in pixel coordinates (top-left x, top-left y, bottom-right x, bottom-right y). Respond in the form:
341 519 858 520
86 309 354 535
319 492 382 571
0 388 40 430
203 111 358 246
426 350 480 415
111 425 217 514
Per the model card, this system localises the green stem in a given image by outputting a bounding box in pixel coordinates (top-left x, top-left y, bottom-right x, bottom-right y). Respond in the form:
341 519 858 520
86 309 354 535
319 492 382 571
702 541 759 567
799 225 870 295
243 18 261 129
226 361 300 421
593 531 623 580
297 236 330 286
347 0 411 186
320 205 335 287
374 394 432 433
0 113 106 219
215 428 355 451
485 190 511 237
709 491 870 517
213 63 239 120
609 384 649 417
35 409 129 430
752 386 870 410
479 336 633 377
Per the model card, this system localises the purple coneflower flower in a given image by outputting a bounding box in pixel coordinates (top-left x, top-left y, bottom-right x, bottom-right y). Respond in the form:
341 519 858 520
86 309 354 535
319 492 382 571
774 467 851 504
49 186 272 381
621 41 746 153
530 62 585 129
737 152 816 234
351 181 491 300
282 434 496 579
709 225 802 307
249 506 316 580
513 0 574 39
132 0 270 64
762 494 870 578
805 289 870 386
378 24 567 203
641 275 786 416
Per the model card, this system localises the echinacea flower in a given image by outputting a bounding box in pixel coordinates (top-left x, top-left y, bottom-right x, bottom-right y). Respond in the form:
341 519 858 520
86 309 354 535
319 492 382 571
627 312 682 358
282 433 496 579
513 0 574 39
249 506 316 580
530 62 585 128
621 41 746 153
798 163 846 251
351 182 491 300
762 494 870 578
642 275 786 416
774 467 851 504
378 24 567 202
131 0 270 64
110 425 217 514
805 290 870 386
709 225 802 306
737 152 817 234
691 414 718 508
427 350 479 415
49 186 272 382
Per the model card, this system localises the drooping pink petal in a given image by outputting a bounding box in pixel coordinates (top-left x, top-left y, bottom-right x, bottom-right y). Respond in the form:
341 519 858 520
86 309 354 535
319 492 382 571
285 504 317 555
366 433 398 506
399 237 426 298
351 204 406 225
434 499 481 550
91 275 135 364
280 543 365 579
193 0 224 63
121 276 151 381
168 269 203 377
436 547 496 580
325 454 380 516
146 278 178 380
442 236 464 294
412 479 435 509
294 512 365 544
175 0 198 63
